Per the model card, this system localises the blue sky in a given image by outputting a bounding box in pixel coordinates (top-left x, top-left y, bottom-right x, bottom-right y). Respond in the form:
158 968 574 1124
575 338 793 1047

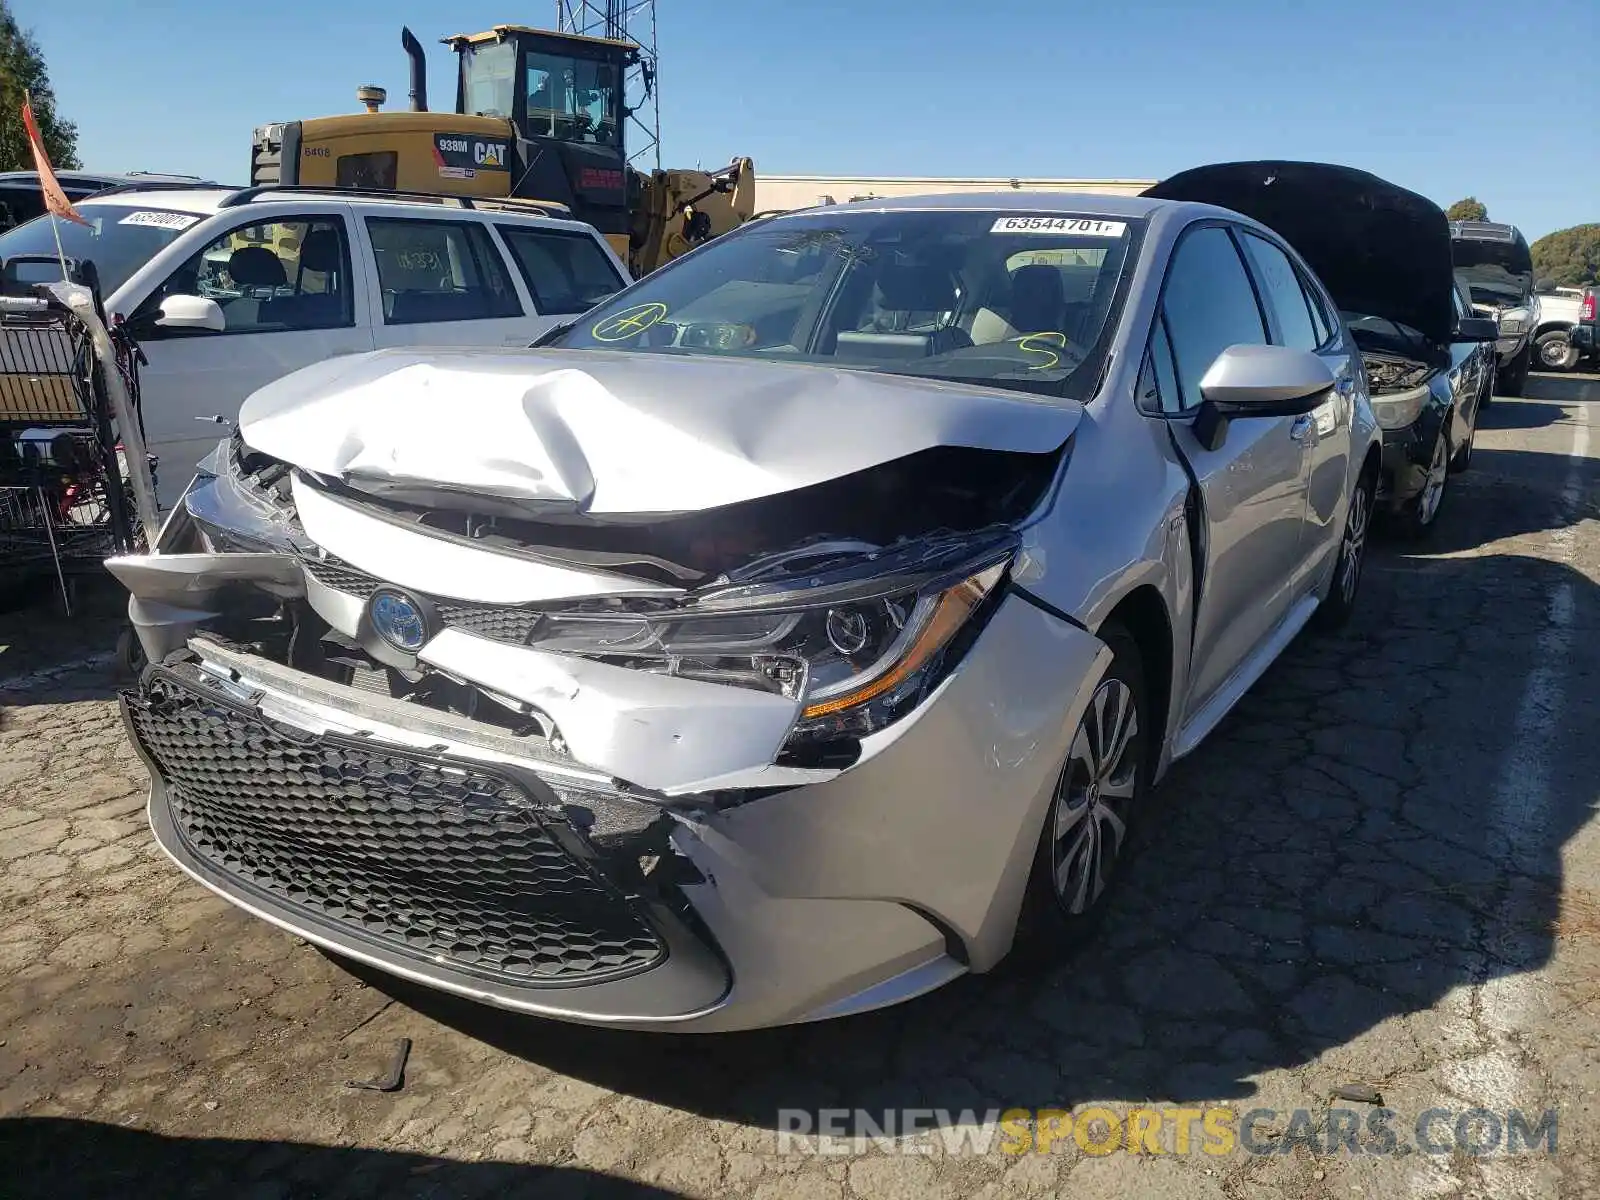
22 0 1597 241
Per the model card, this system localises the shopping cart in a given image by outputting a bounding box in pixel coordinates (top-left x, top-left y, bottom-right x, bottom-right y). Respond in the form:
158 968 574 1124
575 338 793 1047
0 259 158 615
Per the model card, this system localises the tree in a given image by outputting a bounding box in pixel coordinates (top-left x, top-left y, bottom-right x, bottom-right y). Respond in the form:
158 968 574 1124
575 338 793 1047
0 1 78 172
1446 197 1488 221
1531 224 1600 289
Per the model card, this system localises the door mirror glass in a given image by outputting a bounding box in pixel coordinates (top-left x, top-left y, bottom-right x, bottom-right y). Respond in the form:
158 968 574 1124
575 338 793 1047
1198 343 1333 413
1453 315 1500 343
156 294 226 332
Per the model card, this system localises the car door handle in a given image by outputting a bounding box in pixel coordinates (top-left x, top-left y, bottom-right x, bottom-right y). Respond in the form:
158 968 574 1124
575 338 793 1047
1290 414 1316 442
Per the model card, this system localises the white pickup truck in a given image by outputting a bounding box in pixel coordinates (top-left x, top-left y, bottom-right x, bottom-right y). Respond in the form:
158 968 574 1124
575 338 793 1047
1528 286 1588 373
1451 221 1590 390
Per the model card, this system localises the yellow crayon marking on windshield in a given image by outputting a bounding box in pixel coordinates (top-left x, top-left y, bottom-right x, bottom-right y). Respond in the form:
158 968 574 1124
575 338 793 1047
1017 331 1067 371
591 302 669 341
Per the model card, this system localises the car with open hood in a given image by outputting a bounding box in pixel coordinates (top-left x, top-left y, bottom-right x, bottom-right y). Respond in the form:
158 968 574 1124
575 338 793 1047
1148 162 1499 537
112 173 1384 1032
1450 219 1537 396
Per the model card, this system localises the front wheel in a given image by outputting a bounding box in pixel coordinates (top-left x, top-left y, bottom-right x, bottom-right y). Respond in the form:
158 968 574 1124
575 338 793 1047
1315 465 1374 631
1535 329 1580 373
1499 345 1530 398
1395 424 1450 539
1009 624 1149 966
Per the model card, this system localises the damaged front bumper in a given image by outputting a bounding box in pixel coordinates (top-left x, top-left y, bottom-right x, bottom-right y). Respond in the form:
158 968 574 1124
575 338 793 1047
111 443 1105 1031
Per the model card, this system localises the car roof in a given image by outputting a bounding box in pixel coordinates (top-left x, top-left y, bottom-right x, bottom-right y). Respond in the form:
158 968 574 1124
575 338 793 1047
0 170 220 189
791 191 1169 219
77 188 237 215
73 186 602 232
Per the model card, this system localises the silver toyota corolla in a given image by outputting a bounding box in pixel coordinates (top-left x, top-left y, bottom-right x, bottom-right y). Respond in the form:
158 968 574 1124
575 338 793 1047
113 162 1394 1032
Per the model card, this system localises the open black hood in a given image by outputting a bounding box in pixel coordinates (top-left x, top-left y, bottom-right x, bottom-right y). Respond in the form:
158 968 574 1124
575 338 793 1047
1144 161 1455 346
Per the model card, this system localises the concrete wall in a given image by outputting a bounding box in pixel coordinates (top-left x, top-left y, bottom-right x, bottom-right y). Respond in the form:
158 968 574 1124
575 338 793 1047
755 175 1157 213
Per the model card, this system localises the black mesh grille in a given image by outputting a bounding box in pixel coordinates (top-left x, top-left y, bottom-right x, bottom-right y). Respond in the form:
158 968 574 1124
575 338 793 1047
300 555 381 599
126 670 665 985
435 603 542 644
301 555 541 645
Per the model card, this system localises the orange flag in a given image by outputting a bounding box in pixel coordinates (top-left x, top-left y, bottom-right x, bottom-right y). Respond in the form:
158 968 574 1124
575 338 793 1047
21 91 88 227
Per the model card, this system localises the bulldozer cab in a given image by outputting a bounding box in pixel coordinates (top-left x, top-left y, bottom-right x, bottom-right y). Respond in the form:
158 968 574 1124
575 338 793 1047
452 26 630 150
446 26 636 245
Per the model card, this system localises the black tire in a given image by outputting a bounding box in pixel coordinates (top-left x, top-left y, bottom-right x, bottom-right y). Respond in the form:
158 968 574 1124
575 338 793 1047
1452 401 1477 473
114 625 147 683
1499 346 1530 398
1008 623 1149 968
1315 463 1375 631
1534 329 1580 373
1393 423 1450 540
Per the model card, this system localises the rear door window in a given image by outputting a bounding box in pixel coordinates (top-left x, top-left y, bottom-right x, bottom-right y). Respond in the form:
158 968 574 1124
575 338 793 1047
495 225 625 314
366 217 523 324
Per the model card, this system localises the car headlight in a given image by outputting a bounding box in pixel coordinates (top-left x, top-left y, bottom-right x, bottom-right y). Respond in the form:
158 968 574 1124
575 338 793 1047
525 536 1014 743
1498 317 1525 336
1370 383 1431 430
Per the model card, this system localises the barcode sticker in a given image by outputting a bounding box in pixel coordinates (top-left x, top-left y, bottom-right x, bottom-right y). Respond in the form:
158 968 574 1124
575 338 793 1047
118 211 202 230
990 216 1128 237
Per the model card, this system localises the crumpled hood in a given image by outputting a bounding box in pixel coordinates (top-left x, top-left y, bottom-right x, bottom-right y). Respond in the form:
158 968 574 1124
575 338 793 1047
238 347 1080 518
1145 160 1456 346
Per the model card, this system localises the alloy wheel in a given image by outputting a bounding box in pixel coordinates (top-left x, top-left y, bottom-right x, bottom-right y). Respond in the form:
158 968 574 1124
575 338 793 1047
1050 677 1142 914
1339 481 1370 606
1538 334 1576 370
1417 432 1449 526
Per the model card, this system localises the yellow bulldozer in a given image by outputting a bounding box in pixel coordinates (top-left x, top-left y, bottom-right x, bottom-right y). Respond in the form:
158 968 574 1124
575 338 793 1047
249 24 755 277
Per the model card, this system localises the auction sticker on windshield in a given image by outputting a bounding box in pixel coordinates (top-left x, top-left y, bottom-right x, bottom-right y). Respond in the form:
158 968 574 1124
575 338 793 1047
990 217 1127 237
118 211 203 231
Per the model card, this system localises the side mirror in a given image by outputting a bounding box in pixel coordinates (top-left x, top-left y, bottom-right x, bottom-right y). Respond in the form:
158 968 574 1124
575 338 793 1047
155 294 226 333
1193 344 1334 452
1453 315 1500 343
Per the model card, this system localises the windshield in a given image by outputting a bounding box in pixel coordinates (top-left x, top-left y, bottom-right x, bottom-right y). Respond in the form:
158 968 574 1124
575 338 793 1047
554 209 1143 399
0 204 199 297
524 51 619 146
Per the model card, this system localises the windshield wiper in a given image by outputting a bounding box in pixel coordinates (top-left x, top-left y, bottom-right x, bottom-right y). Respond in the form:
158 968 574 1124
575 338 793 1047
529 318 578 348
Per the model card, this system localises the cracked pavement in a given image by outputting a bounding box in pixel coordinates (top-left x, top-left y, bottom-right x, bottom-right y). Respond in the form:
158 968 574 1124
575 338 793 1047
1 374 1598 1199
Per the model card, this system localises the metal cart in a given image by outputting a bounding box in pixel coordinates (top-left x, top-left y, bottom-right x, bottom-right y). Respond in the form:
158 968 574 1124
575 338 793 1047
0 261 160 615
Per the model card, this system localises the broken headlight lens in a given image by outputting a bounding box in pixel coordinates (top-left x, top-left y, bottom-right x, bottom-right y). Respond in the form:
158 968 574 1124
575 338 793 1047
533 559 1010 738
1370 383 1431 431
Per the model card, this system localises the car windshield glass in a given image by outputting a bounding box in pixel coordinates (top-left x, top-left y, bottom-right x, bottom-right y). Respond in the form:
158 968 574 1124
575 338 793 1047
0 204 200 297
552 209 1143 399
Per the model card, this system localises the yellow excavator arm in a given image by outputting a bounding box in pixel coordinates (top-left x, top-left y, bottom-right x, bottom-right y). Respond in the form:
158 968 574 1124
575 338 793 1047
630 157 756 277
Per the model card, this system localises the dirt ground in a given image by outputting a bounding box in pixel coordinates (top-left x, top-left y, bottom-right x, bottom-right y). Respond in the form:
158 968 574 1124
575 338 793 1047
2 374 1599 1199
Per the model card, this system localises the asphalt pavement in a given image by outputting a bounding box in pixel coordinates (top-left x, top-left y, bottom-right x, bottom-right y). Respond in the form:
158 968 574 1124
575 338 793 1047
1 372 1597 1200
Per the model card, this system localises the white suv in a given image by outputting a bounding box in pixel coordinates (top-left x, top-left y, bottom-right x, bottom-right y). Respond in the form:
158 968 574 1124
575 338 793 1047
0 184 630 506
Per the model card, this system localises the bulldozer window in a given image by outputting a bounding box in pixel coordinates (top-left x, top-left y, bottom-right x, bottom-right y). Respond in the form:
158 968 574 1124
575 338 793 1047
462 40 516 118
524 53 618 147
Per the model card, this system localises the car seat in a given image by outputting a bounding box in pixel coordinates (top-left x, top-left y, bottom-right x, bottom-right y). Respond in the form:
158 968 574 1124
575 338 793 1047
835 262 973 359
260 227 347 329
